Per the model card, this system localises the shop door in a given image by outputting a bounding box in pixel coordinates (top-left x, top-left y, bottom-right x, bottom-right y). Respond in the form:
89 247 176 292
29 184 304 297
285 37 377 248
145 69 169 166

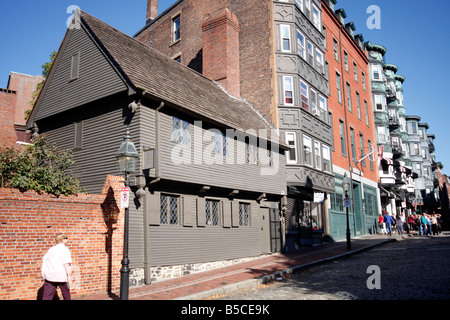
259 208 271 254
269 208 281 253
352 182 364 235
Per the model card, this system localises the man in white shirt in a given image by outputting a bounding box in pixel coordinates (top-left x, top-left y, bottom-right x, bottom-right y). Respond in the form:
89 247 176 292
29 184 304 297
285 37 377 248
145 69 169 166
41 234 72 300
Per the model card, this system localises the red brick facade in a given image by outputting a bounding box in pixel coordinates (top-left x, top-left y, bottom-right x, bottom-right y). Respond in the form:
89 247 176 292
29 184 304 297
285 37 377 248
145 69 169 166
0 176 125 300
0 89 18 148
134 0 278 127
322 5 379 183
202 8 240 98
0 73 44 146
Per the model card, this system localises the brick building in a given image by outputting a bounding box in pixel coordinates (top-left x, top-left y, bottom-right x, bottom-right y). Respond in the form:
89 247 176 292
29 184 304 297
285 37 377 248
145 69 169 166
321 1 380 240
135 0 335 249
0 72 44 145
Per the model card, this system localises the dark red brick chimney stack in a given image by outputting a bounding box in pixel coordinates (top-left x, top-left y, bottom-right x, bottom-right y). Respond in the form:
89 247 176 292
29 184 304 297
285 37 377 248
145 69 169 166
147 0 158 22
202 8 241 98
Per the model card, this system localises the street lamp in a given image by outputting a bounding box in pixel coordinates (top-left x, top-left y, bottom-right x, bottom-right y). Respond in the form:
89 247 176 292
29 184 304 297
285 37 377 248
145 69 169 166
342 173 351 249
115 129 138 300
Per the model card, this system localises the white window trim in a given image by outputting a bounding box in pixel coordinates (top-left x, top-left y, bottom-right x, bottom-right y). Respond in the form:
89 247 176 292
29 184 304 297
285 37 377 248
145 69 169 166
286 132 298 164
297 29 306 59
283 76 294 106
372 64 380 80
280 24 291 52
374 94 383 111
315 48 324 72
314 141 321 170
303 134 312 167
312 4 321 31
322 145 331 173
172 15 181 43
300 80 309 110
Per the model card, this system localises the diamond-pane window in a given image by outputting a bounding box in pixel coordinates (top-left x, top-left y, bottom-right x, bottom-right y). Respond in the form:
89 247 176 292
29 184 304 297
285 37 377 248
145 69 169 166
160 194 179 225
206 200 220 226
172 116 191 145
239 203 249 226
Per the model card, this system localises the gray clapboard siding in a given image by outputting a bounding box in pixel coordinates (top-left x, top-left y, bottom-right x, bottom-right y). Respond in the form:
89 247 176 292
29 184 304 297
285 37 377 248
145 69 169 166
156 111 286 196
35 25 128 121
146 196 261 267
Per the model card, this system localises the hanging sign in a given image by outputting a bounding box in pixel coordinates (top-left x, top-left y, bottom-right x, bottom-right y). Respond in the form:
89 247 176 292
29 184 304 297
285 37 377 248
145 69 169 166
121 187 130 208
314 192 324 203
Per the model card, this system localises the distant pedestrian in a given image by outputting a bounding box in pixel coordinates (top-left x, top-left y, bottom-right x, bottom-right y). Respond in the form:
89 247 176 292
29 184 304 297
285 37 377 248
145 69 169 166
426 215 432 236
396 215 403 235
384 213 393 236
378 214 387 235
420 214 428 236
41 233 72 300
431 214 438 235
408 214 416 233
437 214 442 234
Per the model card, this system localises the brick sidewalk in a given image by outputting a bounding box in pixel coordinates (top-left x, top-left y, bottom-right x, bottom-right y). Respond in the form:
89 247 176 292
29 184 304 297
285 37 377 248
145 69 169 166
76 234 401 300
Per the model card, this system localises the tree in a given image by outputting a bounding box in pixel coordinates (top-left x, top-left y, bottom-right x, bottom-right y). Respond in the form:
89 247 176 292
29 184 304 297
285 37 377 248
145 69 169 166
26 51 57 120
0 135 85 197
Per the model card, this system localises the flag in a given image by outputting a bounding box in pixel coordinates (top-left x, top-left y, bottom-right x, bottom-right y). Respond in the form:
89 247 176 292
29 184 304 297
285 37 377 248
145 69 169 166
378 145 384 158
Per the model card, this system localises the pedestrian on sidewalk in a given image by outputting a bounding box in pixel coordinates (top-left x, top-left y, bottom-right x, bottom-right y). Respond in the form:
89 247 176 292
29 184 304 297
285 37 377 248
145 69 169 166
420 214 428 236
416 214 422 235
41 233 72 300
408 214 416 234
431 214 438 235
426 214 432 236
378 214 387 235
437 214 442 235
384 212 393 236
396 214 403 235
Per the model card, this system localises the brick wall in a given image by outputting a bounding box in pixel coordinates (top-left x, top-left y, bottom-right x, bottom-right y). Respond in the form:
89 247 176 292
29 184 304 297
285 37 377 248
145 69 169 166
0 175 125 300
134 0 278 127
322 5 379 183
0 89 18 148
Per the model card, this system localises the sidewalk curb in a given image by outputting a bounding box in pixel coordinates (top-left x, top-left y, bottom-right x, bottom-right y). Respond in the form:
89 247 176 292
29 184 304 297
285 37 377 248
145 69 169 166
176 238 397 300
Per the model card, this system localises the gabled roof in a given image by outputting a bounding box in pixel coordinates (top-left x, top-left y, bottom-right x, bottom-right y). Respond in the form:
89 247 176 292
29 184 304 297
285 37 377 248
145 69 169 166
79 10 276 136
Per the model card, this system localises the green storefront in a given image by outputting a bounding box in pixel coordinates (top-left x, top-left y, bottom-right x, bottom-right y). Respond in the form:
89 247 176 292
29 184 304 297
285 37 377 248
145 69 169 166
328 174 379 242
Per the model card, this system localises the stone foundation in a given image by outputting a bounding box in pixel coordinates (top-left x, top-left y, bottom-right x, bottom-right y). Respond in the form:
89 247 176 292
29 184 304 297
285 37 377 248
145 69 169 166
130 254 272 287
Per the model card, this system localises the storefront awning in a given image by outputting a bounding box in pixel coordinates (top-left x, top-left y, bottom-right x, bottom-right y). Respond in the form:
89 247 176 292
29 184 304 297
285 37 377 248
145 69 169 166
381 156 393 165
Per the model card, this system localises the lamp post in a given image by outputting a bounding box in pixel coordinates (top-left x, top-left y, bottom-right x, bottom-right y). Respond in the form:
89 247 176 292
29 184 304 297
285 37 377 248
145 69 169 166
115 129 138 300
343 173 351 249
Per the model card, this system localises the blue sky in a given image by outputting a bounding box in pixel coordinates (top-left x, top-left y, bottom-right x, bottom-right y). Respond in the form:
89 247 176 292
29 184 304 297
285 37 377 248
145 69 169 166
1 0 449 173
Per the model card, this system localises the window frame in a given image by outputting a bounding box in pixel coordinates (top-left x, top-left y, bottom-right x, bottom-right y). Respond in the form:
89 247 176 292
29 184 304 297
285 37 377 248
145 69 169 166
314 140 321 170
280 24 291 52
205 199 221 227
303 134 312 166
283 76 294 105
172 14 181 43
285 132 298 164
239 202 250 227
160 193 180 226
297 29 306 59
322 145 331 173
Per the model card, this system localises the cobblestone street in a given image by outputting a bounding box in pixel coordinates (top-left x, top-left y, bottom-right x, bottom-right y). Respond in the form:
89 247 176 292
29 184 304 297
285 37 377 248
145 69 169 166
212 233 450 300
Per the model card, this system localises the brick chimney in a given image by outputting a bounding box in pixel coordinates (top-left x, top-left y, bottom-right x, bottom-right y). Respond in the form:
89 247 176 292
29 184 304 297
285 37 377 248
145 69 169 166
146 0 158 22
202 8 240 98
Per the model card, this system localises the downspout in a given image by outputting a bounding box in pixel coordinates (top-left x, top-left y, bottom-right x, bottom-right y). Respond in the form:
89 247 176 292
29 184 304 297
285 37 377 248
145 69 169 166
144 100 163 285
149 101 164 185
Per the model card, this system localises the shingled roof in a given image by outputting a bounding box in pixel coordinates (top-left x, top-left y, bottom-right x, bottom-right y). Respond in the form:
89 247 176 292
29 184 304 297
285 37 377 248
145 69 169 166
79 11 276 136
